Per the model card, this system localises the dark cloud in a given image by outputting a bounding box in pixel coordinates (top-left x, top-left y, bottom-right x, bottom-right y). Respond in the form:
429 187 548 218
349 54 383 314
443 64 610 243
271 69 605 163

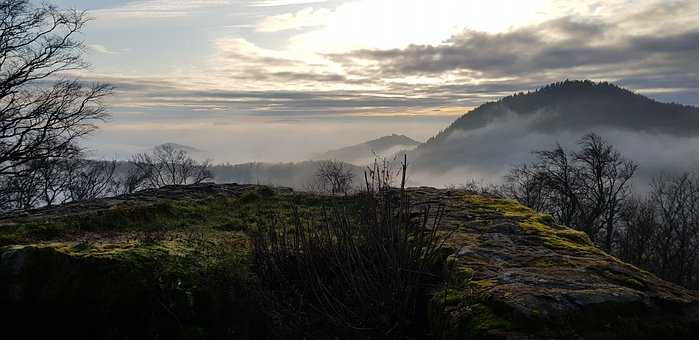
336 18 698 78
228 68 371 84
95 78 479 118
327 2 699 105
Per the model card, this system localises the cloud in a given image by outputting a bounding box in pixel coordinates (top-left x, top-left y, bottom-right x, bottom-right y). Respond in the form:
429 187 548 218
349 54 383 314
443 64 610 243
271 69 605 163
256 7 331 32
94 0 231 19
323 1 699 104
89 44 129 55
335 17 699 78
248 0 328 7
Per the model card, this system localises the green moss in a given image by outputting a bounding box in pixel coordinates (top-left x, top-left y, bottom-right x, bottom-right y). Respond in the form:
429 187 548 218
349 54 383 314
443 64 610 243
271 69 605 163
468 303 512 337
463 194 532 219
430 288 513 340
433 288 469 306
0 187 314 247
464 194 600 254
599 269 646 290
537 214 555 225
469 279 497 291
454 266 475 285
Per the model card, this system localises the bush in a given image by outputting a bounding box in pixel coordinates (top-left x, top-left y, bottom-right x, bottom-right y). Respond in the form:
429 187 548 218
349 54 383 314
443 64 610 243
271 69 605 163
251 178 450 338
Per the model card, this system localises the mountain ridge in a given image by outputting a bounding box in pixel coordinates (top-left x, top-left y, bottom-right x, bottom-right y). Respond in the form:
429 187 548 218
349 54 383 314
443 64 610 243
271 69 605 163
425 80 699 148
409 80 699 183
312 133 421 165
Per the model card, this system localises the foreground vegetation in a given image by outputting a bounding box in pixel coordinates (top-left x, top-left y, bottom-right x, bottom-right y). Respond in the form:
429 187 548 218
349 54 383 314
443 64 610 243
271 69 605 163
2 183 698 339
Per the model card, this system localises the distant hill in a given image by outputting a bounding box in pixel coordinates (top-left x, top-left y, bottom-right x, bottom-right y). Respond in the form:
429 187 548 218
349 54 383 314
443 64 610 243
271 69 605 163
409 80 699 185
312 134 421 165
155 143 203 153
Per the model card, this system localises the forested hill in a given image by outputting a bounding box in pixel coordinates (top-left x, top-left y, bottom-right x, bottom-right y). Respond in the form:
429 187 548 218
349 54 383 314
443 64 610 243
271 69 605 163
425 80 699 147
409 80 699 181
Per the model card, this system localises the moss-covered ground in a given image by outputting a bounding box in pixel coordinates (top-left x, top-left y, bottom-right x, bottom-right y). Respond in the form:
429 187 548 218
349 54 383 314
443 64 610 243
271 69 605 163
1 185 698 339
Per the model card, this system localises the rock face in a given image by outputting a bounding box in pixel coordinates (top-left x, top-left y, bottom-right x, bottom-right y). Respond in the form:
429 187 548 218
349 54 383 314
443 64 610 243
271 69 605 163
408 188 699 339
1 184 697 339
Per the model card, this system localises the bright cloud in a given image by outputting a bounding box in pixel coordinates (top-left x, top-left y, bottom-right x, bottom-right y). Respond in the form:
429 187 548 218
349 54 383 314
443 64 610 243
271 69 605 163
248 0 328 7
256 7 331 32
94 0 232 19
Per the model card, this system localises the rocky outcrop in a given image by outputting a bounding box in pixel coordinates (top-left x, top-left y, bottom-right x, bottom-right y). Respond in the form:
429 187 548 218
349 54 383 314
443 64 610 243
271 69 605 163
1 184 697 339
408 188 699 339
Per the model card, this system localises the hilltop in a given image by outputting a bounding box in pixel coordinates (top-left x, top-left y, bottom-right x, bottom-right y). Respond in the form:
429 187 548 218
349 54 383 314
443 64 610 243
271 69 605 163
312 134 421 165
1 183 698 339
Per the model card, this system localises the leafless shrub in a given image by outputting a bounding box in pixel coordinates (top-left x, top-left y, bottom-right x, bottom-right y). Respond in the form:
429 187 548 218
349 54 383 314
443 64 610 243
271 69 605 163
127 144 213 192
252 156 449 338
310 159 354 195
0 155 118 211
364 155 403 193
65 159 118 201
460 178 504 197
504 133 637 250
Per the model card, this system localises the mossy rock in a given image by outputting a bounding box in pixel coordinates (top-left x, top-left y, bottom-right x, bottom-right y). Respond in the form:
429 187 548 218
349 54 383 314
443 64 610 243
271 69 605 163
1 184 698 339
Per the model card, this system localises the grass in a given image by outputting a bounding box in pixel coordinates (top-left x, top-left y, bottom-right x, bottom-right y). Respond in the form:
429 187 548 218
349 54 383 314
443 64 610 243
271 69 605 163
0 186 338 247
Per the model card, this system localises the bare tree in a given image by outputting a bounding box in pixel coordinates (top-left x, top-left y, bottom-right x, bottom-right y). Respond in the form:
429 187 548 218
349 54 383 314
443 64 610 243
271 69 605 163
0 1 111 212
648 174 699 287
0 1 111 176
128 144 213 191
504 134 637 250
65 159 117 201
0 165 40 210
119 164 150 195
503 164 555 213
312 160 354 195
574 134 637 250
618 198 658 270
614 173 699 289
32 155 73 205
506 144 582 227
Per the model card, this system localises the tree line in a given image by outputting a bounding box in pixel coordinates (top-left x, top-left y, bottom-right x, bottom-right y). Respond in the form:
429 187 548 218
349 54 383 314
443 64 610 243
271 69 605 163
501 133 699 289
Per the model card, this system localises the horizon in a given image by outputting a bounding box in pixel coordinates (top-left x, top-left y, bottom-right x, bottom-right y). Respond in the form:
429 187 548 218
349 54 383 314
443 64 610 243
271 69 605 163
45 0 699 164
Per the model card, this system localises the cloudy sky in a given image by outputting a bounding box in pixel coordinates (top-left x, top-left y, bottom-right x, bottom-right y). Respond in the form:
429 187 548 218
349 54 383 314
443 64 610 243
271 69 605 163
50 0 699 162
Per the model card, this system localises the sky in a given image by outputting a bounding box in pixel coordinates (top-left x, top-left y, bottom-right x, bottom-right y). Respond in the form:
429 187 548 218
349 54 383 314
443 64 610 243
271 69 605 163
48 0 699 163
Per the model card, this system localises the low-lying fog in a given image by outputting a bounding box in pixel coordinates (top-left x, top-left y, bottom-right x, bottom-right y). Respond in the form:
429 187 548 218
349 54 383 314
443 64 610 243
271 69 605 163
84 109 699 191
